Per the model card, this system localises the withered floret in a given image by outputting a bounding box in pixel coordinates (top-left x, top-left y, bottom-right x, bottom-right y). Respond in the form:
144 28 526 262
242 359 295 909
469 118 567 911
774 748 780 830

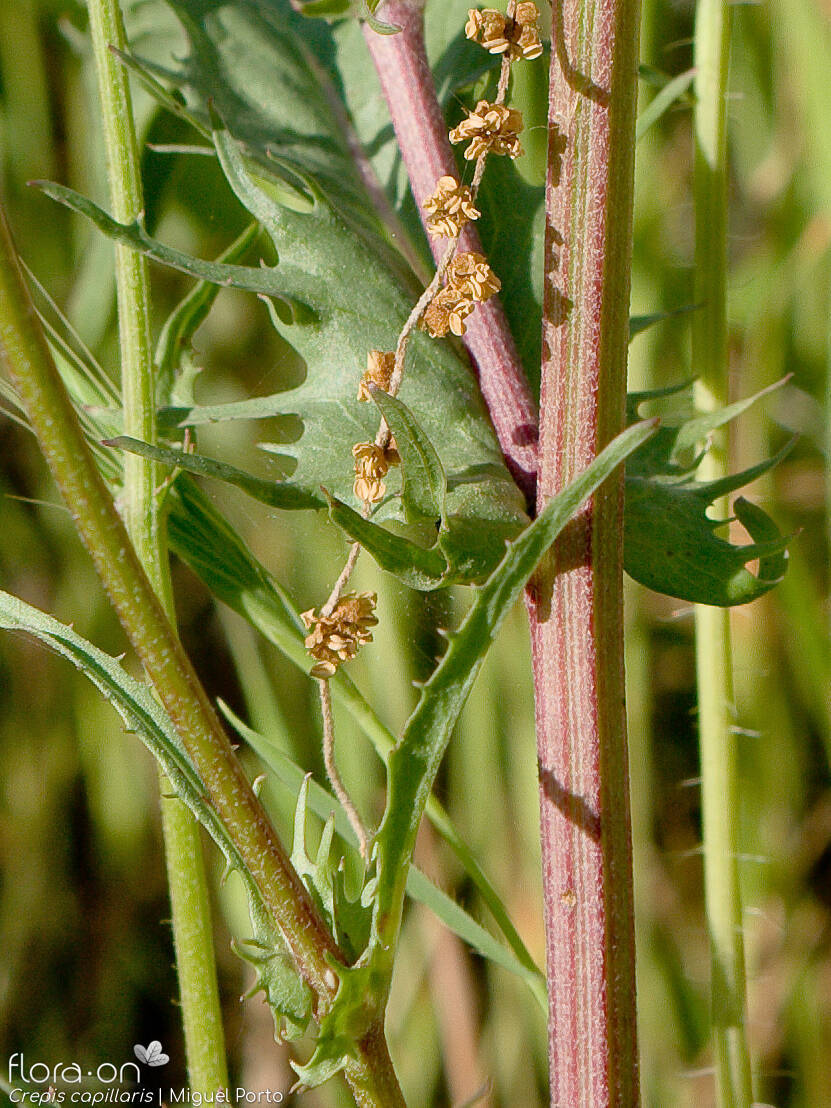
301 592 378 679
352 440 399 504
446 252 501 301
423 175 482 238
449 100 525 161
465 4 543 61
421 287 477 339
420 253 501 339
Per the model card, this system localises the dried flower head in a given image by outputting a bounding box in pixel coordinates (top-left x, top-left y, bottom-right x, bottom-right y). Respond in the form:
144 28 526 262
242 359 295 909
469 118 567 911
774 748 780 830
419 253 501 338
446 252 501 301
423 175 481 238
301 591 378 678
420 286 476 339
465 4 543 61
358 349 395 401
449 100 524 161
352 440 399 503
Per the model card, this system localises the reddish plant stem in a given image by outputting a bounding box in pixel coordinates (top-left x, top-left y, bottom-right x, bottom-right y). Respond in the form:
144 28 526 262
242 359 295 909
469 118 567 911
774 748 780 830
528 0 641 1103
363 0 539 504
366 3 641 1101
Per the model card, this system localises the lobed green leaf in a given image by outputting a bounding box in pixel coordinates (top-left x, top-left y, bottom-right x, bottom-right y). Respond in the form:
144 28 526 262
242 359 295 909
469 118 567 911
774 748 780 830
623 384 792 605
107 435 324 510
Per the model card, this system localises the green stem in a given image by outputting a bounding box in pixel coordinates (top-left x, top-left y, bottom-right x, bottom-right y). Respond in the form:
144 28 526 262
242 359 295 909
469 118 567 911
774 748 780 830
86 0 157 566
0 202 403 1108
86 0 227 1090
693 2 754 1104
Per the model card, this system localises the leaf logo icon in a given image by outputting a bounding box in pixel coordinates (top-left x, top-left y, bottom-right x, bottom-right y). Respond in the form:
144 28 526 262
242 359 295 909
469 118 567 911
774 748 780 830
133 1042 170 1067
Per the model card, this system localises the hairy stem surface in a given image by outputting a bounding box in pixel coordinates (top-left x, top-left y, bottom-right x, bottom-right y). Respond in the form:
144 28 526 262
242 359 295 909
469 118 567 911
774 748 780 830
87 0 227 1088
693 1 753 1103
529 1 641 1101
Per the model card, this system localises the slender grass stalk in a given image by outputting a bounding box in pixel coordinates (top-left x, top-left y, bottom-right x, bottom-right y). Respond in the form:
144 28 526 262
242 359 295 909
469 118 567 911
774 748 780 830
529 0 641 1101
86 0 227 1089
0 202 405 1108
692 2 754 1103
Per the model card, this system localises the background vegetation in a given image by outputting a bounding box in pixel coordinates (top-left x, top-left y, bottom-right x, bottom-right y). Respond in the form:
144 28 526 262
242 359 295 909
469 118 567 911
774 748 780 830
0 0 829 1104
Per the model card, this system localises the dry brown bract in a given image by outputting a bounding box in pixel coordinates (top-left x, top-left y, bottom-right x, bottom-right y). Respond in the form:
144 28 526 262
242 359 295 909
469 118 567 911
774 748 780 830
464 4 543 62
301 591 378 679
449 100 525 161
352 440 399 504
423 175 482 238
358 349 395 401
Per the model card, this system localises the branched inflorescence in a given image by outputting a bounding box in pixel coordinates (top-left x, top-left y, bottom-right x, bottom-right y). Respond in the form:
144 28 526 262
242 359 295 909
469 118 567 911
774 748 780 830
303 1 544 851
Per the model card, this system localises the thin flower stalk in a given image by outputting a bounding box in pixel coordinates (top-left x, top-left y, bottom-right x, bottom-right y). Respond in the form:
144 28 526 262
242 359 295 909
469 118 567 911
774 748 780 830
86 0 226 1089
318 678 370 859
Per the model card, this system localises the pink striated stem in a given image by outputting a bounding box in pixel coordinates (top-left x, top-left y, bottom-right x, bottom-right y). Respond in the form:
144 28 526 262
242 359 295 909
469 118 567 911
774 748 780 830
528 0 641 1103
363 0 538 504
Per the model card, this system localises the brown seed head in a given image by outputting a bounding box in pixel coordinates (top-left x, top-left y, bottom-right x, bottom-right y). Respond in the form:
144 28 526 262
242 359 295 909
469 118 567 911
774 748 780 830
423 175 481 238
419 253 500 339
301 591 378 678
449 100 524 161
420 286 477 339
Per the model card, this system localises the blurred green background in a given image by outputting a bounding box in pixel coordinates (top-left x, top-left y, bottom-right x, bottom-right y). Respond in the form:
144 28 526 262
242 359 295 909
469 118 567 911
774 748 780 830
0 0 829 1104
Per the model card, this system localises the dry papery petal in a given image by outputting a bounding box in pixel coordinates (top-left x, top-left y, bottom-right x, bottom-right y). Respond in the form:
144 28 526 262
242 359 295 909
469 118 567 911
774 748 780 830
423 175 481 238
419 254 500 339
449 100 524 161
358 349 395 401
421 286 477 339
